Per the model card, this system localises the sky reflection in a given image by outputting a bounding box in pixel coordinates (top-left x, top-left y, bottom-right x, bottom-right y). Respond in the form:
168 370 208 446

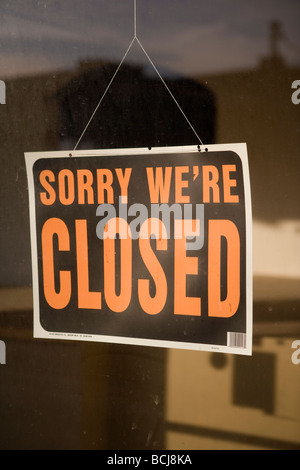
0 0 299 78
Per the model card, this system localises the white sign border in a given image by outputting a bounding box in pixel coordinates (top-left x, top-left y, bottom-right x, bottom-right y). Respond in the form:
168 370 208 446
25 143 253 356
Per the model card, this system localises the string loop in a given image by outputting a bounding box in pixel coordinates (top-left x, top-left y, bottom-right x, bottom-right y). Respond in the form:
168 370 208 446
73 0 204 151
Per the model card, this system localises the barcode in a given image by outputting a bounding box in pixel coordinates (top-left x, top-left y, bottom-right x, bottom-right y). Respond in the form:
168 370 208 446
227 332 247 349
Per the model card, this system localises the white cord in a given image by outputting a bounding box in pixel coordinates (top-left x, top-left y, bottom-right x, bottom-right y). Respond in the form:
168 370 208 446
73 0 204 150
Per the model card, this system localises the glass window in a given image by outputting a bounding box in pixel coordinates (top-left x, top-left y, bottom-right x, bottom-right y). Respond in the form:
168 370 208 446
0 0 299 450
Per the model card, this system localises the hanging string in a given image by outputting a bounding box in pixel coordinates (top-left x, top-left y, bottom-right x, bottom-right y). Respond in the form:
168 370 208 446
134 0 137 38
73 0 204 151
136 38 204 146
73 38 135 151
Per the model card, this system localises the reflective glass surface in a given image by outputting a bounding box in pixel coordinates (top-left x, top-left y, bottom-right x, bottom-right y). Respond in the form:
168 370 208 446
0 0 299 450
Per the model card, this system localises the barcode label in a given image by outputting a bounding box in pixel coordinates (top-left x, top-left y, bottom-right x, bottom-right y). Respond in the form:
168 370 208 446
227 332 247 349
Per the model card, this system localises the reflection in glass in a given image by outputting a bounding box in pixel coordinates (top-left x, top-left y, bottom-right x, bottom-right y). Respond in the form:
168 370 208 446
0 0 299 450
